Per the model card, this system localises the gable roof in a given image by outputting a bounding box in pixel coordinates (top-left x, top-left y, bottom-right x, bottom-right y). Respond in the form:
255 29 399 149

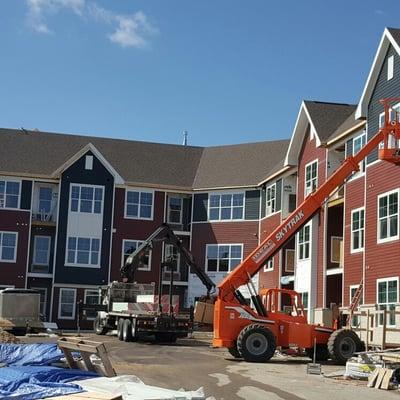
356 27 400 119
285 101 356 165
193 139 290 190
0 128 289 191
326 110 366 145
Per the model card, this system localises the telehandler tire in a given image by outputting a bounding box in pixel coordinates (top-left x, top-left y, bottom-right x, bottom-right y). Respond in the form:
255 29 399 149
227 343 242 359
237 324 276 363
93 315 107 335
327 328 361 364
122 319 133 342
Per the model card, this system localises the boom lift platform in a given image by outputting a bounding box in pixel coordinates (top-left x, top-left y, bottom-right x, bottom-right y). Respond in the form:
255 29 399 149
213 98 400 363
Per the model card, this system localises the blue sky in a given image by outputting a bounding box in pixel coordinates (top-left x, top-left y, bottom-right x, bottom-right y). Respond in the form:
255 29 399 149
0 1 398 147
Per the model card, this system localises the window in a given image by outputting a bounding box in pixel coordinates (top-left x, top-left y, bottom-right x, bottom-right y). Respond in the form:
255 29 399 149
0 180 20 209
350 285 363 328
206 244 242 272
39 187 53 214
305 160 318 196
285 249 295 272
125 190 153 219
84 289 100 320
209 193 244 221
164 244 180 273
377 278 398 326
352 133 366 175
388 55 394 80
66 237 100 267
263 258 274 272
266 184 276 215
58 288 76 320
33 236 51 268
330 236 342 265
0 232 17 263
298 224 310 260
378 190 399 242
122 240 151 271
31 287 47 318
351 208 365 252
70 184 103 214
85 155 93 170
297 292 309 311
168 197 182 224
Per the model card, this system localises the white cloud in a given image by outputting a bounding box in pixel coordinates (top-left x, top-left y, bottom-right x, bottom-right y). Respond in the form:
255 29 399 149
25 0 157 49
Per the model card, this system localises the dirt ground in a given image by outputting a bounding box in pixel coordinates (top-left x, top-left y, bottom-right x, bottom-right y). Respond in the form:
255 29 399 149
25 333 399 400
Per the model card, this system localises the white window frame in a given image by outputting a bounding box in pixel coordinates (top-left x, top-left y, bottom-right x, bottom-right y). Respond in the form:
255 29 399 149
85 155 94 170
167 196 183 224
58 288 76 320
299 291 309 311
285 249 295 273
266 183 277 216
84 289 100 321
388 55 394 81
124 189 154 220
121 239 152 271
69 183 104 215
65 236 101 268
330 236 342 264
0 231 18 263
0 179 21 210
33 235 51 266
376 277 398 327
351 207 365 253
31 287 47 317
208 192 245 222
205 243 243 273
377 189 399 244
304 159 318 197
164 244 181 273
263 257 274 272
351 133 366 179
297 224 310 261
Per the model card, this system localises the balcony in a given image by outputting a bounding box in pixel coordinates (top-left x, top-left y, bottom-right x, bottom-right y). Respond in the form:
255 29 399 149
31 184 58 226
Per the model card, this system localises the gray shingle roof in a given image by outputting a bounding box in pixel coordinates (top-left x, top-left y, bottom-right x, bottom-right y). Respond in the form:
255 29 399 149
193 140 290 189
303 101 356 143
387 27 400 47
0 128 289 190
326 110 365 143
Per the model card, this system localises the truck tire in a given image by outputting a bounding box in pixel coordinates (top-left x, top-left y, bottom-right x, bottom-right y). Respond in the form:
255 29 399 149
117 318 124 341
94 316 107 335
327 328 361 364
131 320 138 342
305 344 329 361
237 324 276 363
122 319 133 342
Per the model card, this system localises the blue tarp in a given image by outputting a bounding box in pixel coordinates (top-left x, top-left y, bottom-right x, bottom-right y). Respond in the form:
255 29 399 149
0 343 64 366
0 366 98 399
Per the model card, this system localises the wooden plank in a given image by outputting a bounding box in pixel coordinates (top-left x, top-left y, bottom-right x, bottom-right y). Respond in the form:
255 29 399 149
367 369 379 388
81 351 97 373
96 345 116 377
60 348 78 369
381 369 394 390
374 368 386 389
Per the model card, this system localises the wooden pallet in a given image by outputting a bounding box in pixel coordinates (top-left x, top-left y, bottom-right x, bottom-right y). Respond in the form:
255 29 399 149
58 337 116 377
46 391 122 399
368 367 394 390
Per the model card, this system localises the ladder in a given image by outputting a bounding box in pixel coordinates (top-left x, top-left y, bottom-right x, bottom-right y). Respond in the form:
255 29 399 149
346 279 363 327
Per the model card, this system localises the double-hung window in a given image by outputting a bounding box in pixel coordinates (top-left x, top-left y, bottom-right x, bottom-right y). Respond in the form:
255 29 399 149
0 232 17 262
33 236 51 271
0 180 20 209
298 224 310 260
125 190 153 219
122 240 151 271
352 133 366 176
377 278 398 326
206 244 242 272
266 184 276 216
378 190 399 242
164 244 180 273
67 237 100 267
351 208 365 252
58 288 76 320
168 197 182 224
305 160 318 196
209 193 244 221
70 185 103 214
84 289 100 320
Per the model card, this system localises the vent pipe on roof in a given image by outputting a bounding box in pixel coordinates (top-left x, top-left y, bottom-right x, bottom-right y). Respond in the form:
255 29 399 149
182 130 188 146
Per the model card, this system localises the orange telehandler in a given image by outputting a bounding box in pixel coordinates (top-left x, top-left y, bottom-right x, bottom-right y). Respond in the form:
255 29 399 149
213 98 400 363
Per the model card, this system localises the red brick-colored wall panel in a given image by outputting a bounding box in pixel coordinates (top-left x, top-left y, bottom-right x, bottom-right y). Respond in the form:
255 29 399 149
343 176 365 305
0 210 30 287
111 188 165 283
364 161 400 304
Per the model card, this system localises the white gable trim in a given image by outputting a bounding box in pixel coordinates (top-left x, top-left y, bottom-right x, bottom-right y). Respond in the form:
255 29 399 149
284 102 321 166
51 143 124 184
356 28 400 119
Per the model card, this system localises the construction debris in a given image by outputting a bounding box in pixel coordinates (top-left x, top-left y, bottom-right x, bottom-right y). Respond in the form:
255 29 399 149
0 328 20 344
